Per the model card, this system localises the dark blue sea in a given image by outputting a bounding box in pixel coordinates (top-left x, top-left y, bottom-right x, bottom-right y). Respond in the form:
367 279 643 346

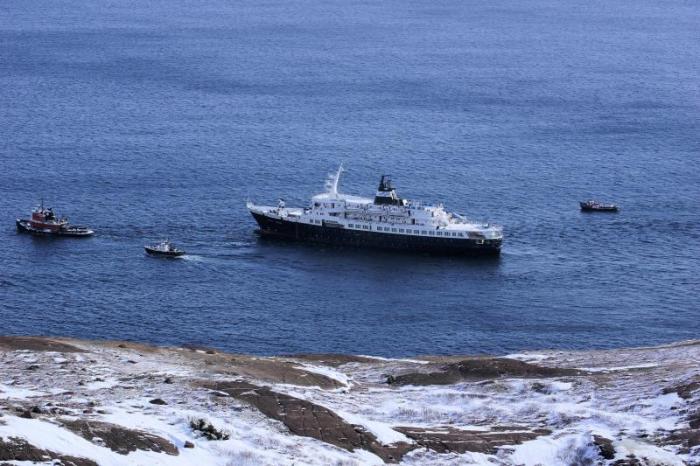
1 0 698 356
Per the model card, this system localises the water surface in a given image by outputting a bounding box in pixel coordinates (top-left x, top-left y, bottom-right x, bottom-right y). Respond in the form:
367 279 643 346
1 0 698 356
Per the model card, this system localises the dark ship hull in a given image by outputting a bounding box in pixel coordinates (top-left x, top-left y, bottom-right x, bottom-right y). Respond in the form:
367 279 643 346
144 246 185 257
16 219 94 237
251 212 501 256
579 203 618 212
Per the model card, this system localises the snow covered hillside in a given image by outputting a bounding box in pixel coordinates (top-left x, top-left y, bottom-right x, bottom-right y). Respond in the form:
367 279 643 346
0 336 698 465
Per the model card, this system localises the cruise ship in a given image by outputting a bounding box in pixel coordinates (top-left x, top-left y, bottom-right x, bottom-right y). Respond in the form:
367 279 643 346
246 167 503 255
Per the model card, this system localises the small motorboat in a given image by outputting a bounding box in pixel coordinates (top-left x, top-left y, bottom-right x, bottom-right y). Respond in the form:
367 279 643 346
144 239 185 257
580 200 619 212
16 200 94 237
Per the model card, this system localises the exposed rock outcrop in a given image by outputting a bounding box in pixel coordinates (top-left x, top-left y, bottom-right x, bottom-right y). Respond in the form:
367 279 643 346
394 426 550 454
387 357 582 386
663 379 700 400
0 336 82 353
0 437 98 466
61 419 179 456
593 435 616 460
290 354 377 367
208 381 414 463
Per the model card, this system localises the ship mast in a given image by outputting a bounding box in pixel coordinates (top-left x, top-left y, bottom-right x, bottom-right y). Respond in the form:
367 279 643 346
325 164 344 198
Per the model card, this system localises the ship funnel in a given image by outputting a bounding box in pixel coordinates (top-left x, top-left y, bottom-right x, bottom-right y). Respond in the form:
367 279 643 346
374 174 404 206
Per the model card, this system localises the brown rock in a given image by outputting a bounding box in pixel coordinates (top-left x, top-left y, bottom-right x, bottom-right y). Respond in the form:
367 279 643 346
663 380 700 400
184 441 195 448
387 358 583 386
688 410 700 429
665 428 700 453
229 359 344 389
208 381 414 463
289 354 377 367
0 437 97 466
612 456 643 466
0 336 82 353
182 344 219 353
593 435 615 460
61 419 178 456
190 418 230 440
394 426 550 454
531 382 548 393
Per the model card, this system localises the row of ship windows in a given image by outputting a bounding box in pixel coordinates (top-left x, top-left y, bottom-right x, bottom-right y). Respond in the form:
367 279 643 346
308 219 466 237
362 226 465 237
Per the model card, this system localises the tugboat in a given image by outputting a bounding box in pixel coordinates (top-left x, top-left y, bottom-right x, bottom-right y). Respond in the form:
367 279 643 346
246 166 503 255
144 239 185 257
16 201 94 237
580 200 619 212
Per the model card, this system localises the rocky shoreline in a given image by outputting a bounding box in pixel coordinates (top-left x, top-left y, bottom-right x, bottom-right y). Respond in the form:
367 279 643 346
0 336 698 465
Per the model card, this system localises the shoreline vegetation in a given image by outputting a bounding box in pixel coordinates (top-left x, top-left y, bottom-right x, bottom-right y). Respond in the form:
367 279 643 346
0 336 697 465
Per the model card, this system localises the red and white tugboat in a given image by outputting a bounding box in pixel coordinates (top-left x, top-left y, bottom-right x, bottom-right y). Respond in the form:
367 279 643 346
16 200 94 237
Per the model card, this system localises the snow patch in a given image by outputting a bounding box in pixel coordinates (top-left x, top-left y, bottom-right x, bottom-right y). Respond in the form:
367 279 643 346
508 432 597 466
358 355 429 364
294 363 351 387
616 438 686 465
85 378 120 391
334 410 411 445
503 353 551 363
0 383 47 399
577 363 659 372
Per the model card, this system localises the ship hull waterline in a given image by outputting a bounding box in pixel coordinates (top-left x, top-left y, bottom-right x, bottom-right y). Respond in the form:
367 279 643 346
251 212 501 256
580 206 619 213
16 219 94 237
144 246 186 257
